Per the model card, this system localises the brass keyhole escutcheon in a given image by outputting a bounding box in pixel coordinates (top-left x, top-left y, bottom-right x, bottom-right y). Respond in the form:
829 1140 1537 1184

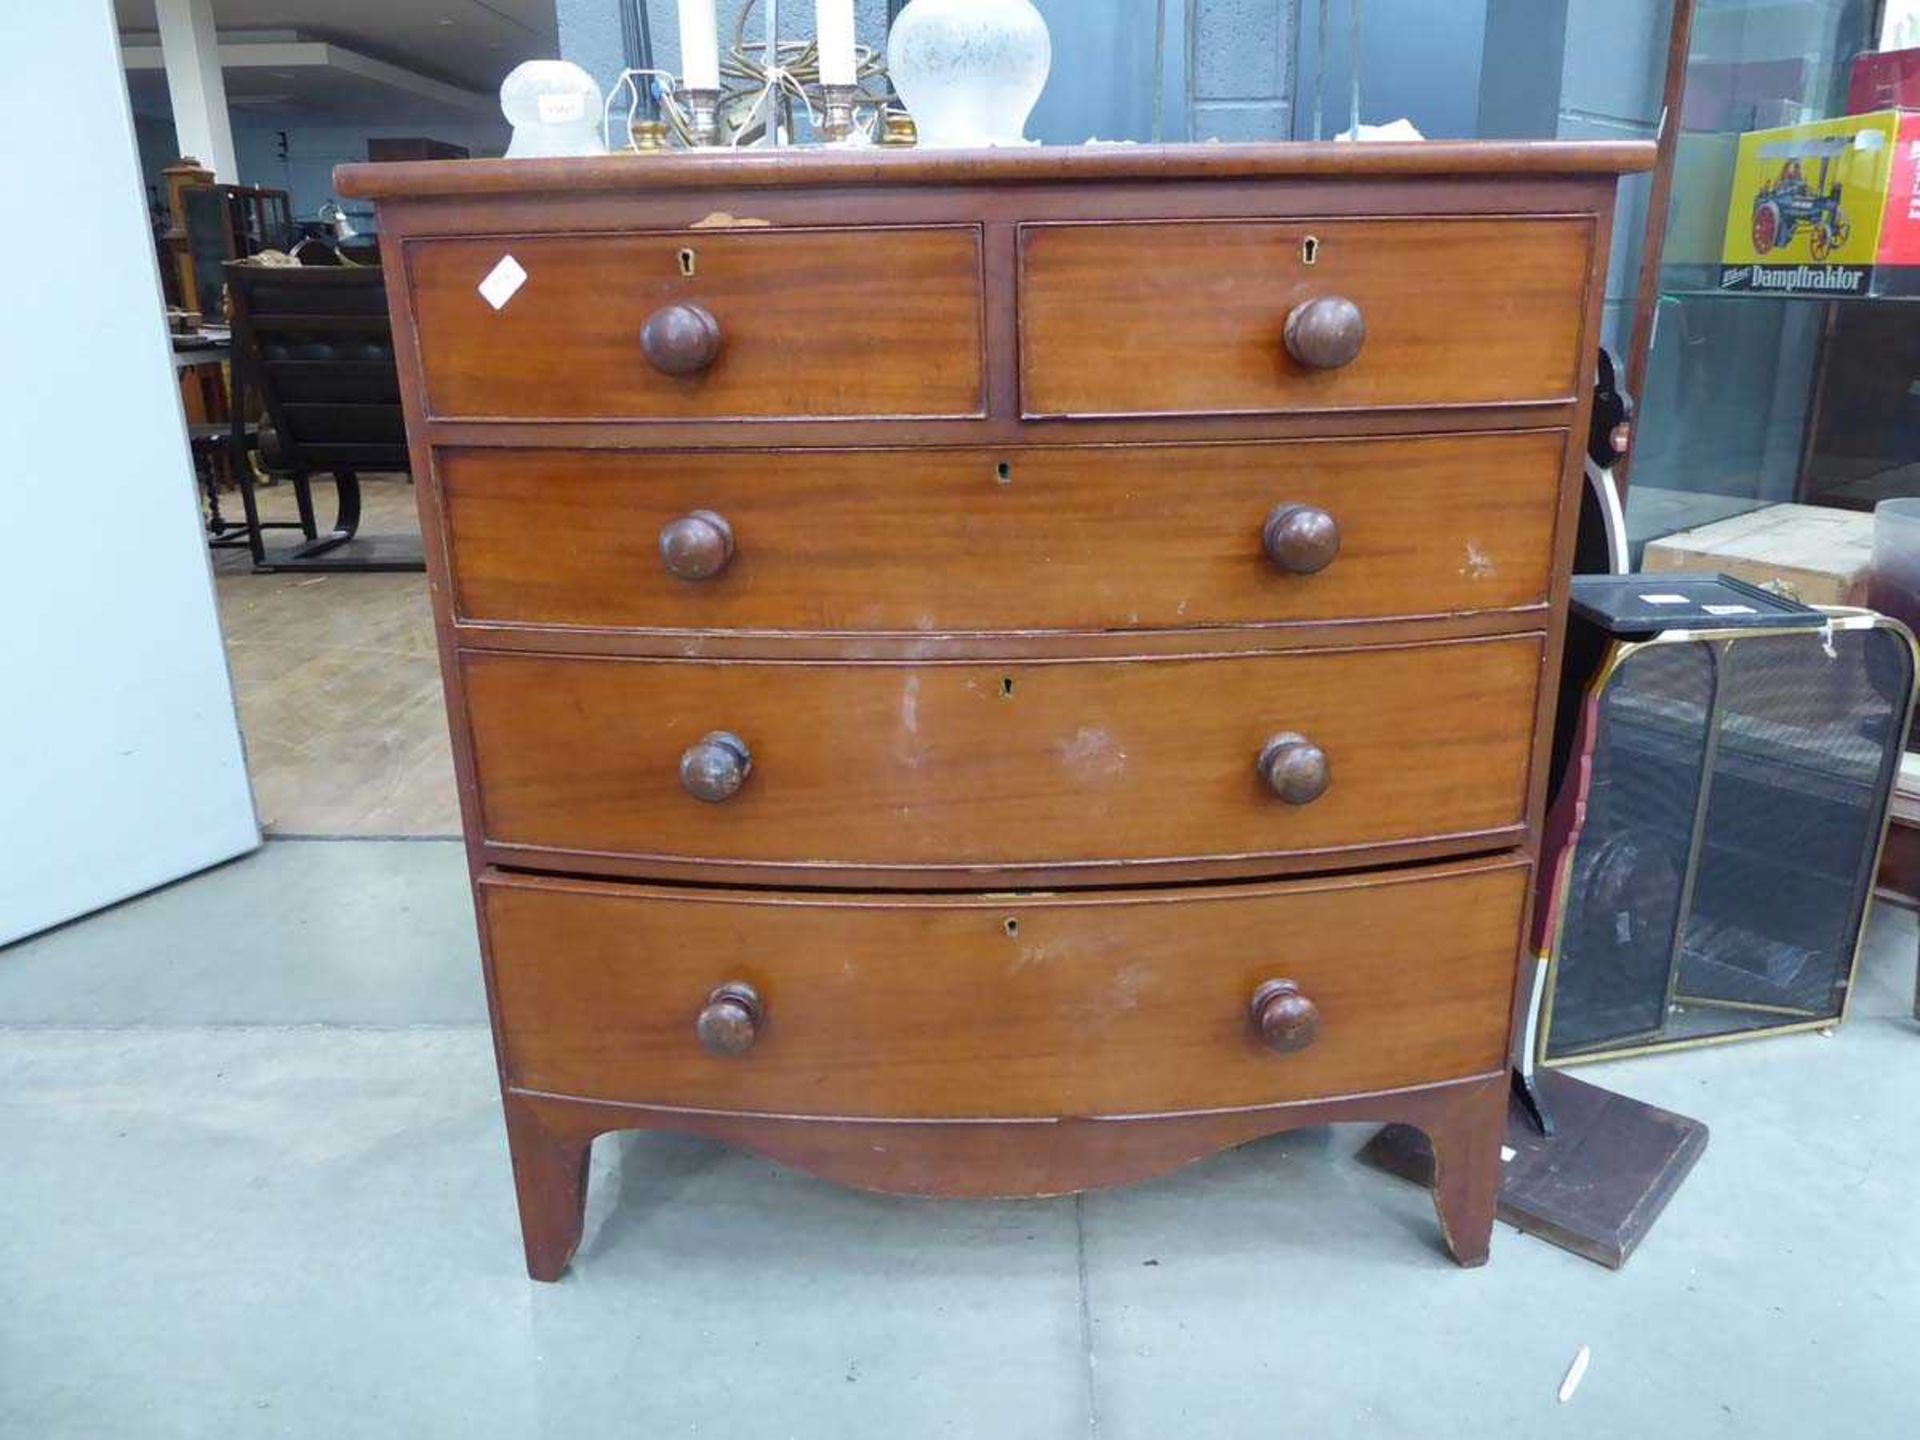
1301 235 1320 265
678 247 698 277
995 460 1012 485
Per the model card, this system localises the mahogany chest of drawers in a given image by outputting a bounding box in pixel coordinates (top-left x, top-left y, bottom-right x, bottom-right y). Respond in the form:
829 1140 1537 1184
337 141 1651 1279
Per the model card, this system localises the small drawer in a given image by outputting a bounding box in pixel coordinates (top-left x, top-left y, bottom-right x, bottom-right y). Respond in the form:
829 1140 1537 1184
483 857 1528 1117
460 634 1542 881
1017 216 1592 418
405 226 985 421
440 429 1567 633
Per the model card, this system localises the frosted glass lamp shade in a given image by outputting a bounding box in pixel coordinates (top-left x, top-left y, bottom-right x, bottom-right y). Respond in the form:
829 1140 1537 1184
500 60 608 159
886 0 1051 149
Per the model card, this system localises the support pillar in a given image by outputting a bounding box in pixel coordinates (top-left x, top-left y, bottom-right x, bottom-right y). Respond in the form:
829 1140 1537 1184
155 0 237 182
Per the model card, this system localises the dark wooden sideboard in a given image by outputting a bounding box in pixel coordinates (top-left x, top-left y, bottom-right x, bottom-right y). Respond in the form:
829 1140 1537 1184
337 141 1653 1279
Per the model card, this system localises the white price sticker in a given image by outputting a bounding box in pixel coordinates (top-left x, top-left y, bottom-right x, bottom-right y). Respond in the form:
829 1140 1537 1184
477 254 528 311
1703 604 1758 616
1637 593 1689 605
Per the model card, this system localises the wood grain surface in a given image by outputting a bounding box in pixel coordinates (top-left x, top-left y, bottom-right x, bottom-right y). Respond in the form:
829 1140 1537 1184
406 226 985 421
335 140 1655 202
483 857 1528 1116
459 634 1543 876
439 430 1565 633
1019 216 1592 417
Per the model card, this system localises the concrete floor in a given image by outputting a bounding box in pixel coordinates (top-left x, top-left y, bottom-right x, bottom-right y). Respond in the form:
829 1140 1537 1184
2 839 1917 1439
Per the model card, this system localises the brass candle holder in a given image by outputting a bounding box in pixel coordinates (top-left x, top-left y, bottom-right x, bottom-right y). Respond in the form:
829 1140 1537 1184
680 86 722 147
628 118 670 151
600 0 897 154
817 83 860 144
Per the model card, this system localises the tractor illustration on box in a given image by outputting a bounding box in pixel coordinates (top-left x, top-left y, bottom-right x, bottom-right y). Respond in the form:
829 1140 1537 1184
1749 137 1854 260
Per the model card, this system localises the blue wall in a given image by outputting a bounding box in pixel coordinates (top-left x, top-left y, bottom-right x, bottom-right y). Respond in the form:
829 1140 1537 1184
557 0 1184 144
555 0 1640 147
549 0 1660 343
1293 0 1488 141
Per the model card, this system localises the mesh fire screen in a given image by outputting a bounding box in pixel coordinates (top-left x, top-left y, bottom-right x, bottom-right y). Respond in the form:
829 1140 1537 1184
1541 618 1913 1064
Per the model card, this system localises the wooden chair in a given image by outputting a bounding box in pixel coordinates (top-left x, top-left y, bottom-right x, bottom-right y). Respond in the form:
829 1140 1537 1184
224 263 422 572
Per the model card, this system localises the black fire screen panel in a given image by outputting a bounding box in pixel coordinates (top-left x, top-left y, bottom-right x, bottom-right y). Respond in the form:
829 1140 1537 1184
1542 618 1913 1064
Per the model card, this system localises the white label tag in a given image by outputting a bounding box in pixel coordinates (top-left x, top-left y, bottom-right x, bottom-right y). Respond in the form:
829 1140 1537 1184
536 92 586 124
1703 603 1758 616
1638 593 1689 605
477 254 528 311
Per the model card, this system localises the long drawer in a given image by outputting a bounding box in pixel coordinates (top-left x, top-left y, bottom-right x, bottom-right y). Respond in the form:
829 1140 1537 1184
484 857 1528 1117
406 226 986 421
1018 216 1592 418
460 634 1542 878
440 430 1567 634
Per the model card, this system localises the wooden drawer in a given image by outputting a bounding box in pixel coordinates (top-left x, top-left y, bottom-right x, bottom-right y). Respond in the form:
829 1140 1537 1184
483 856 1528 1116
405 227 985 421
441 430 1566 633
1018 216 1592 418
461 634 1542 880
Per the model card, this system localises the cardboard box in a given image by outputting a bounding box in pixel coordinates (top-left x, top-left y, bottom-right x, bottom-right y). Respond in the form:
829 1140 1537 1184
1718 109 1920 295
1641 503 1873 606
1849 48 1920 113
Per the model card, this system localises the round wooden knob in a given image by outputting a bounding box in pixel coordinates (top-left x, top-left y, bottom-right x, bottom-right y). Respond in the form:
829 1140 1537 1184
1262 504 1340 575
1251 979 1319 1053
1283 295 1365 371
1257 732 1330 805
680 730 752 803
696 981 762 1056
659 510 735 580
640 302 722 376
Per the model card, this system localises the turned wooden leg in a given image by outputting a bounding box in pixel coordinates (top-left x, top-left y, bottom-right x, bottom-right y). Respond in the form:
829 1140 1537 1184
1425 1081 1506 1268
502 1094 596 1282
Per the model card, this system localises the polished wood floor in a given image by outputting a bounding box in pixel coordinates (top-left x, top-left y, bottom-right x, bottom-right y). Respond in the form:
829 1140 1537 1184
213 476 459 836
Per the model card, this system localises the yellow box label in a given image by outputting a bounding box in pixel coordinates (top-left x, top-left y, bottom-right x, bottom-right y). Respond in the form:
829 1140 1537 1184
1721 112 1898 287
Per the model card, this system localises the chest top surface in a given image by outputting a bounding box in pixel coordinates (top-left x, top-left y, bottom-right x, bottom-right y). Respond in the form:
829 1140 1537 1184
336 139 1654 202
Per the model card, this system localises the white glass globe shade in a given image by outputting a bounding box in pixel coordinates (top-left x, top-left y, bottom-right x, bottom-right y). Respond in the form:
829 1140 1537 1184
500 60 607 159
887 0 1052 149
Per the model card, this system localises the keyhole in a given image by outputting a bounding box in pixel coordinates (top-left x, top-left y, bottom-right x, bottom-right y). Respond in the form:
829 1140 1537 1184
678 247 697 277
995 460 1012 484
999 676 1015 699
1003 917 1019 938
1301 235 1320 265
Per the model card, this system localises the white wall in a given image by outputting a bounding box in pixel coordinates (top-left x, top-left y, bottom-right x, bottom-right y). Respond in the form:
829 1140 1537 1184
0 2 259 945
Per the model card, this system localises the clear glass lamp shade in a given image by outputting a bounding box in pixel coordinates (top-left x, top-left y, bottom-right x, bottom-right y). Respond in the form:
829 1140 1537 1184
886 0 1052 149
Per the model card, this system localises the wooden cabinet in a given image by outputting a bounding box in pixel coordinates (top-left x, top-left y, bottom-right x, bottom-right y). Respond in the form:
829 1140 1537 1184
337 139 1649 1281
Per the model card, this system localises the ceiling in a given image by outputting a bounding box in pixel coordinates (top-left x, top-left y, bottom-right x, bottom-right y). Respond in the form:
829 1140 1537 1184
114 0 558 95
122 34 509 127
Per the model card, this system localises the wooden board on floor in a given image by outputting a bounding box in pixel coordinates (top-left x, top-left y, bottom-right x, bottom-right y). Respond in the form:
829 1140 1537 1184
1358 1070 1708 1269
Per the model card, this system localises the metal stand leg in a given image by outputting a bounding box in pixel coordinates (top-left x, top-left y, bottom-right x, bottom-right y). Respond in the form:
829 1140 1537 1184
233 433 270 567
1511 1068 1555 1138
330 468 362 540
290 472 320 541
